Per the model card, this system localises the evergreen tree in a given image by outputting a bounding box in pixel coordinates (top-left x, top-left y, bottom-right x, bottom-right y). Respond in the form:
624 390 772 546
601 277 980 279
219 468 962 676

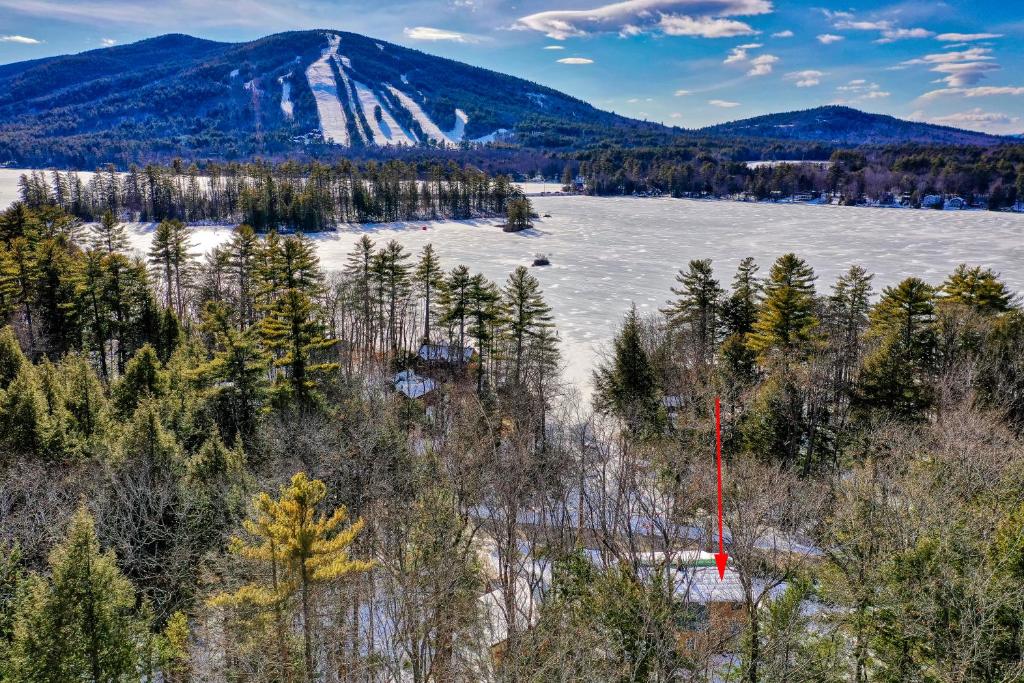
6 507 151 682
594 306 664 436
439 265 472 358
466 273 501 394
0 325 26 389
940 264 1015 315
111 344 168 418
748 253 819 362
198 301 269 439
854 277 936 422
260 289 337 407
721 256 761 336
414 243 444 342
662 258 724 364
502 265 554 386
226 224 260 329
90 210 129 254
0 363 52 459
213 473 372 683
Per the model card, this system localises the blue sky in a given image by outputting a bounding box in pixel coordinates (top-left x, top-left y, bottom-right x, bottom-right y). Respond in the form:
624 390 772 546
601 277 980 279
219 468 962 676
1 0 1021 132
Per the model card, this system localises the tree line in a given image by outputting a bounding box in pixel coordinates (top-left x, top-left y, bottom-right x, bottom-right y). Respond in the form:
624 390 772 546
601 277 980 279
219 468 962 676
16 160 524 231
2 195 1024 681
572 144 1024 208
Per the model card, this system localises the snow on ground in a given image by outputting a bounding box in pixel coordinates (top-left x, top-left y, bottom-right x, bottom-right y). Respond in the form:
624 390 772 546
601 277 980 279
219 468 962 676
1 169 1020 392
352 80 415 146
116 194 1024 391
445 108 468 142
304 34 350 146
384 85 456 147
278 73 294 119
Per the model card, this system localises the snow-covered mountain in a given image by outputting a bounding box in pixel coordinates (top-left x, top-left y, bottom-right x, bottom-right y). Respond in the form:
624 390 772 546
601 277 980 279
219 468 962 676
0 30 1011 167
0 30 657 166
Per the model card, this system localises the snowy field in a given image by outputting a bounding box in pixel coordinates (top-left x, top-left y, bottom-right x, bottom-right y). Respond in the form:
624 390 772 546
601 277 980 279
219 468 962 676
3 169 1023 390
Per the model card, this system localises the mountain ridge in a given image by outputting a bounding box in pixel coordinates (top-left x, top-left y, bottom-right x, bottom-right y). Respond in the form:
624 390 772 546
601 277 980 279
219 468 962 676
0 30 1011 167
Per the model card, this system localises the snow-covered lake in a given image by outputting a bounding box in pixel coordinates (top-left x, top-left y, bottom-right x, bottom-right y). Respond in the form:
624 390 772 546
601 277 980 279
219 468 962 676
3 169 1023 390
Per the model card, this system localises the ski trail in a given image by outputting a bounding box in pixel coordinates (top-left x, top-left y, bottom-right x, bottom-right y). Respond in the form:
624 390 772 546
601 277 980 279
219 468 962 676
304 35 349 145
353 80 415 146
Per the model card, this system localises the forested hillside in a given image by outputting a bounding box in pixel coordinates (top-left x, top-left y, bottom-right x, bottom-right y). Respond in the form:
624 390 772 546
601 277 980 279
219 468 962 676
1 191 1024 679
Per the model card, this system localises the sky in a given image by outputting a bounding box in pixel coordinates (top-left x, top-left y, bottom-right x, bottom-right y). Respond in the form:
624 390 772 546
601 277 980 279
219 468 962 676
0 0 1022 133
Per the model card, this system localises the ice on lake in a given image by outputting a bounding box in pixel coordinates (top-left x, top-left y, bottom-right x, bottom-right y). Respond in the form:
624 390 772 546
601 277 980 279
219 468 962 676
4 169 1023 391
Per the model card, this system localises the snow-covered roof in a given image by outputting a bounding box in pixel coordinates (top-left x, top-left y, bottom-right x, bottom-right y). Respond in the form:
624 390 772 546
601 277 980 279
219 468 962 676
478 578 538 648
393 370 436 399
418 343 473 363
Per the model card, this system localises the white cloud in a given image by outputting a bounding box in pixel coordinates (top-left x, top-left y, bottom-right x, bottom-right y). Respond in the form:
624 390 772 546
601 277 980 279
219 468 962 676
746 53 778 76
902 47 1001 88
817 33 843 44
876 27 933 43
910 107 1021 134
403 26 475 42
670 112 684 118
930 61 999 87
835 79 888 100
834 19 891 31
543 44 565 50
557 57 594 64
771 29 793 37
674 88 692 95
724 45 751 63
659 15 759 38
709 98 740 107
936 32 1003 42
100 37 116 46
902 47 994 65
515 0 772 40
0 34 42 44
920 85 1024 99
785 69 824 87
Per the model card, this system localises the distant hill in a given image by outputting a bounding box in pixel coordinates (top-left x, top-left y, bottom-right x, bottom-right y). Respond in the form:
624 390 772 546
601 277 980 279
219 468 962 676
699 106 1006 146
0 30 665 166
0 34 1012 167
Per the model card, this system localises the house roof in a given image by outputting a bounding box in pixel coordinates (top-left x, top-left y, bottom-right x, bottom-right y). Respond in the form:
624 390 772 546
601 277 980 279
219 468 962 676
393 370 437 399
418 343 473 363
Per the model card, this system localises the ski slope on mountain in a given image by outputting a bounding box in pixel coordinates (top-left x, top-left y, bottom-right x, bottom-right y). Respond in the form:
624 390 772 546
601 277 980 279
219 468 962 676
304 34 350 145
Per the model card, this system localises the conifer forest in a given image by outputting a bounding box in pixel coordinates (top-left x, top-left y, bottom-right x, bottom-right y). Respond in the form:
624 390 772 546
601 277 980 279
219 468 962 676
1 181 1024 682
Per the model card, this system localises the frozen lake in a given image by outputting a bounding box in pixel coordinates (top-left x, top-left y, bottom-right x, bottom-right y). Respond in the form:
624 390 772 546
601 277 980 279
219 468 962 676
3 169 1023 390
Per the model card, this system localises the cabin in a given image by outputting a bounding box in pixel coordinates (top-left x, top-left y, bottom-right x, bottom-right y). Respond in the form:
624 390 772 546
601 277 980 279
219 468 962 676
418 343 474 364
393 369 436 399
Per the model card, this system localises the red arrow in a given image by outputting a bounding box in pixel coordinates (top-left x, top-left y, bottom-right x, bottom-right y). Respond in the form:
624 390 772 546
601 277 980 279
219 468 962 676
714 396 728 580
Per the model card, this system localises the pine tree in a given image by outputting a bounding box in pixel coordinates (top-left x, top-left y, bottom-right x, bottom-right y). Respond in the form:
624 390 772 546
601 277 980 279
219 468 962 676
748 253 819 362
940 264 1015 315
502 265 554 386
0 363 52 459
721 257 761 336
260 289 337 407
466 273 502 393
594 305 664 436
0 325 26 389
213 473 372 683
7 507 151 682
662 258 723 364
90 210 129 254
226 224 260 329
373 240 412 354
111 344 168 418
344 235 376 352
414 243 444 342
440 265 472 358
198 301 269 439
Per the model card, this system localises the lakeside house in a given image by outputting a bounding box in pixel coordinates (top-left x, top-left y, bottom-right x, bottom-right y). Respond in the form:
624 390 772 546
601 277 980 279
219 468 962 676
418 342 474 364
